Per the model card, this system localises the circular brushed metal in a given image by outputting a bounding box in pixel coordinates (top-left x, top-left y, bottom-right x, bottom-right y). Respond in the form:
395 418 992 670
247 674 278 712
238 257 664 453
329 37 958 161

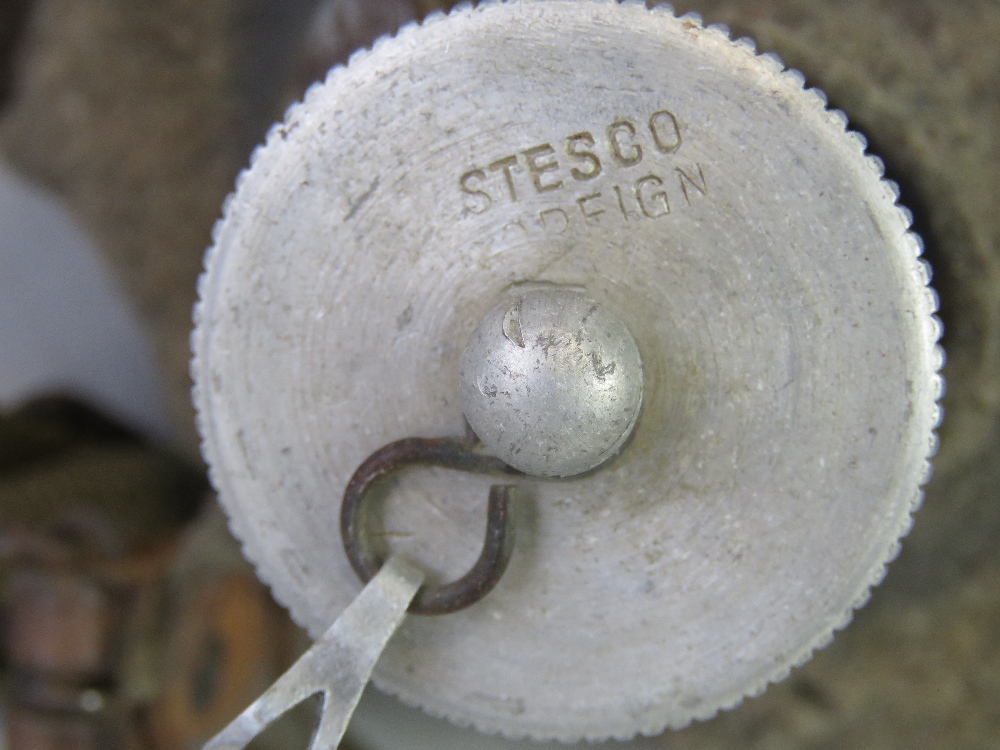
192 0 942 740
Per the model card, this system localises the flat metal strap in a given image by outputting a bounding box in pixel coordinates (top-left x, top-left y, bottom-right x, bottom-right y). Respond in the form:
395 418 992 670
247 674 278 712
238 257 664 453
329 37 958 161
202 556 423 750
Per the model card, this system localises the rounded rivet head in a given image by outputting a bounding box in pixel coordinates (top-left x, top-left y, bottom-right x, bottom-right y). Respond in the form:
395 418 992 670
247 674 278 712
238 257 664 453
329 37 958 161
460 289 643 477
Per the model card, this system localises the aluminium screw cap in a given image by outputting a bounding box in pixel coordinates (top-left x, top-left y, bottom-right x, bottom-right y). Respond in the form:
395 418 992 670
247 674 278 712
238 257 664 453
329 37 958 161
192 0 943 740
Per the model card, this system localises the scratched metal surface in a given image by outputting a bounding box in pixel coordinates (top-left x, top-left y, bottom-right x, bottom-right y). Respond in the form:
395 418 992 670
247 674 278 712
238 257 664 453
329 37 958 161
2 0 998 747
193 1 938 740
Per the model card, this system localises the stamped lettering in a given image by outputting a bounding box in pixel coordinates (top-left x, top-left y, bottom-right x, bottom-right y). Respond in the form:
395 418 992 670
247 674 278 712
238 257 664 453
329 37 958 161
676 164 707 204
635 174 669 218
564 132 602 181
459 168 492 214
539 207 569 234
488 155 521 202
522 144 563 193
649 109 682 153
459 107 707 226
576 192 606 223
608 120 643 167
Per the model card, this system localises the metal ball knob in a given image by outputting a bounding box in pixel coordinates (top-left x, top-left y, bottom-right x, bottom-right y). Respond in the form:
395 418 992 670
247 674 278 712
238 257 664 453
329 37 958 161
460 289 644 477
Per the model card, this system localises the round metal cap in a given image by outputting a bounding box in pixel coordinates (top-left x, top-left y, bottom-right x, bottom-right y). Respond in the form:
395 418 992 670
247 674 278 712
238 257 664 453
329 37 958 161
192 0 942 741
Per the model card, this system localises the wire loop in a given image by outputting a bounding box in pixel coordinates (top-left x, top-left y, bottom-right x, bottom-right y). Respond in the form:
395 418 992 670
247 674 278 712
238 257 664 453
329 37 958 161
340 436 520 615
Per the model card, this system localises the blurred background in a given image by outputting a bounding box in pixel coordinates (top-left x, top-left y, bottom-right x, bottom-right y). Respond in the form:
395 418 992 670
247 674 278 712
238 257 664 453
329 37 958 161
1 0 998 748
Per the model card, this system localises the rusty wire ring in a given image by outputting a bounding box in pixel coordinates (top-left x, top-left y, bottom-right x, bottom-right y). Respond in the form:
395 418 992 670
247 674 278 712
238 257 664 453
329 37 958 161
340 436 521 615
